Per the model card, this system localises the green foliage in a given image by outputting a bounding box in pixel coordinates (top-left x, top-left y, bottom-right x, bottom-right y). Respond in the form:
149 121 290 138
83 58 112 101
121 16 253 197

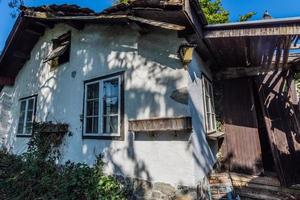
116 0 131 4
239 11 256 22
0 123 128 200
199 0 229 24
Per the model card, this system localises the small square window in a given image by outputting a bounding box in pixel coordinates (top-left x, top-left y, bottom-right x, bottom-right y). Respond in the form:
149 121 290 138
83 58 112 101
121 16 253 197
43 31 71 70
17 96 37 136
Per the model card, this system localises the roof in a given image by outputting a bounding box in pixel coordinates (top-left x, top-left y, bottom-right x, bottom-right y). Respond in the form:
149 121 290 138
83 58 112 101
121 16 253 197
203 17 300 80
0 0 206 87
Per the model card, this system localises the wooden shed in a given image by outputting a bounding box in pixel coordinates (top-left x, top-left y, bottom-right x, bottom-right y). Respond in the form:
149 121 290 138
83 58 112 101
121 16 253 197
203 17 300 187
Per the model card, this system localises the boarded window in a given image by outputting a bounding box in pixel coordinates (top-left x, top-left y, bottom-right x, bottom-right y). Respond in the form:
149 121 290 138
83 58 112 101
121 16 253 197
44 31 71 69
17 96 37 136
84 74 122 137
202 76 216 133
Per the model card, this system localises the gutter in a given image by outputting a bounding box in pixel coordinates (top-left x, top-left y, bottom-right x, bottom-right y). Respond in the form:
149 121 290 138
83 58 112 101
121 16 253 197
205 16 300 30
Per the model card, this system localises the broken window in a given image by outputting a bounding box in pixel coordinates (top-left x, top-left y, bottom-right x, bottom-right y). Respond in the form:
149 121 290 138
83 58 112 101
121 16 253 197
83 73 123 137
202 75 216 133
43 31 71 69
17 95 37 136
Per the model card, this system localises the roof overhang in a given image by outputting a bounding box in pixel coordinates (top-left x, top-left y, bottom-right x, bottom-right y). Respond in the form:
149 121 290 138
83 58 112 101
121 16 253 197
203 18 300 80
0 1 208 88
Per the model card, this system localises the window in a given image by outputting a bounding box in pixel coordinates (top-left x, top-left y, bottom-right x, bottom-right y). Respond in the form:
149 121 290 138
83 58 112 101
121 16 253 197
83 73 123 138
202 76 216 133
43 31 71 69
17 96 37 136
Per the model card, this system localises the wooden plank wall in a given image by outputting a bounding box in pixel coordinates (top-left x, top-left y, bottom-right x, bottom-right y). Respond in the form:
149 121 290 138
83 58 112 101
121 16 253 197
255 70 300 186
222 78 263 175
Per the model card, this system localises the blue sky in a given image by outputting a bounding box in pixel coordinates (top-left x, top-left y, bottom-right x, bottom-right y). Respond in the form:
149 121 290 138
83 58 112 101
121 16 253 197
1 0 300 52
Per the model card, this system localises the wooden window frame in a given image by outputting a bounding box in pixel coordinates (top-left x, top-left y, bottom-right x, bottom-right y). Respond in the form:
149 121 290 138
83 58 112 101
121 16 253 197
202 74 217 134
82 72 124 140
50 31 71 70
16 95 37 137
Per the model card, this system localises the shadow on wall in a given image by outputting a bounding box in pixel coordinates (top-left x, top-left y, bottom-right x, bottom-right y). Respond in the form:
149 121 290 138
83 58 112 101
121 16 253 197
255 69 300 185
2 24 216 194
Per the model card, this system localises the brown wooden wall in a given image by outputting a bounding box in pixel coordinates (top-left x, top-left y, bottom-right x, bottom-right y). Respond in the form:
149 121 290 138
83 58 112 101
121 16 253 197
222 78 263 175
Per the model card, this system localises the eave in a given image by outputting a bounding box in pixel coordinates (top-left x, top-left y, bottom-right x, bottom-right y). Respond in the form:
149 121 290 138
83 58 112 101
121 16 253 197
203 17 300 80
0 1 207 89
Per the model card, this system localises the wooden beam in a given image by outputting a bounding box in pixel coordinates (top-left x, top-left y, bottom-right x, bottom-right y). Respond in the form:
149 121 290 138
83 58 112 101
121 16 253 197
13 51 30 60
128 22 149 34
25 13 185 31
215 65 286 80
128 117 192 132
66 21 85 30
0 77 14 85
128 16 186 31
35 21 54 29
24 29 43 36
204 24 300 38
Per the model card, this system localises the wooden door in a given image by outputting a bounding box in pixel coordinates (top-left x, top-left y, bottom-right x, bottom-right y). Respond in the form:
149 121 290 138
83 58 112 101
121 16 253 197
222 78 264 175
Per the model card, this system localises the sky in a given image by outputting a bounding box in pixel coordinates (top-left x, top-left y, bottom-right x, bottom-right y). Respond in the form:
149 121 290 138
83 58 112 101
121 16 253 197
1 0 300 52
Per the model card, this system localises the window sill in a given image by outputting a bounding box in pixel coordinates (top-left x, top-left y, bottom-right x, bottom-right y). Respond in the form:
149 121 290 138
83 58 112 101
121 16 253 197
206 130 217 135
206 131 224 141
82 134 123 140
16 134 32 138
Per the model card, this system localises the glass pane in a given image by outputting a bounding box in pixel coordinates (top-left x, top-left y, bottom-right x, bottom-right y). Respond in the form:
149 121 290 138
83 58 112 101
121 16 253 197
212 114 216 130
17 110 25 134
210 99 215 114
208 84 212 97
28 99 35 110
26 110 33 122
207 113 211 131
20 101 26 111
17 122 24 134
103 78 119 98
25 122 33 134
93 117 98 133
103 116 118 134
87 83 99 99
87 101 93 116
94 100 99 115
205 96 210 113
103 97 118 115
86 117 93 133
204 79 209 95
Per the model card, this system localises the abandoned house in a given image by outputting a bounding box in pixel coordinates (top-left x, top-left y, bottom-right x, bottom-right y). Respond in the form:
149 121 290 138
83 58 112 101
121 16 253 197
0 0 300 199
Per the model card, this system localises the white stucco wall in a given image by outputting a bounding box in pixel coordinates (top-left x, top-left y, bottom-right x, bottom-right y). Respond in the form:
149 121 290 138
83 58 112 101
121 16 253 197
0 23 215 186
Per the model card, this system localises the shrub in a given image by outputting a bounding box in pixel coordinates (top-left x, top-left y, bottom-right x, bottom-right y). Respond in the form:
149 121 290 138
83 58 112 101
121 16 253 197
0 122 129 200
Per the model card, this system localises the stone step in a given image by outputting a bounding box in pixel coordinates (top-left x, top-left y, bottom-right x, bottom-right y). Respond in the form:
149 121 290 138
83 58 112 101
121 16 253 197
209 172 235 200
235 187 296 200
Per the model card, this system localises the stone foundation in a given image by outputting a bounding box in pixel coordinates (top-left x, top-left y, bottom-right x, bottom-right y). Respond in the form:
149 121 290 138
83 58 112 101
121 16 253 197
116 175 210 200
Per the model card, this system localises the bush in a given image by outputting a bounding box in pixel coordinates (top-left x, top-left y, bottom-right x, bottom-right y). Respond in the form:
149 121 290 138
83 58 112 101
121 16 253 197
0 123 129 200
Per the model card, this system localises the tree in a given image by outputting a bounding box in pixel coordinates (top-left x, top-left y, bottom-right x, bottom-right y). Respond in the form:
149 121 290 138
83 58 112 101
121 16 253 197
239 11 256 22
199 0 229 24
199 0 255 24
